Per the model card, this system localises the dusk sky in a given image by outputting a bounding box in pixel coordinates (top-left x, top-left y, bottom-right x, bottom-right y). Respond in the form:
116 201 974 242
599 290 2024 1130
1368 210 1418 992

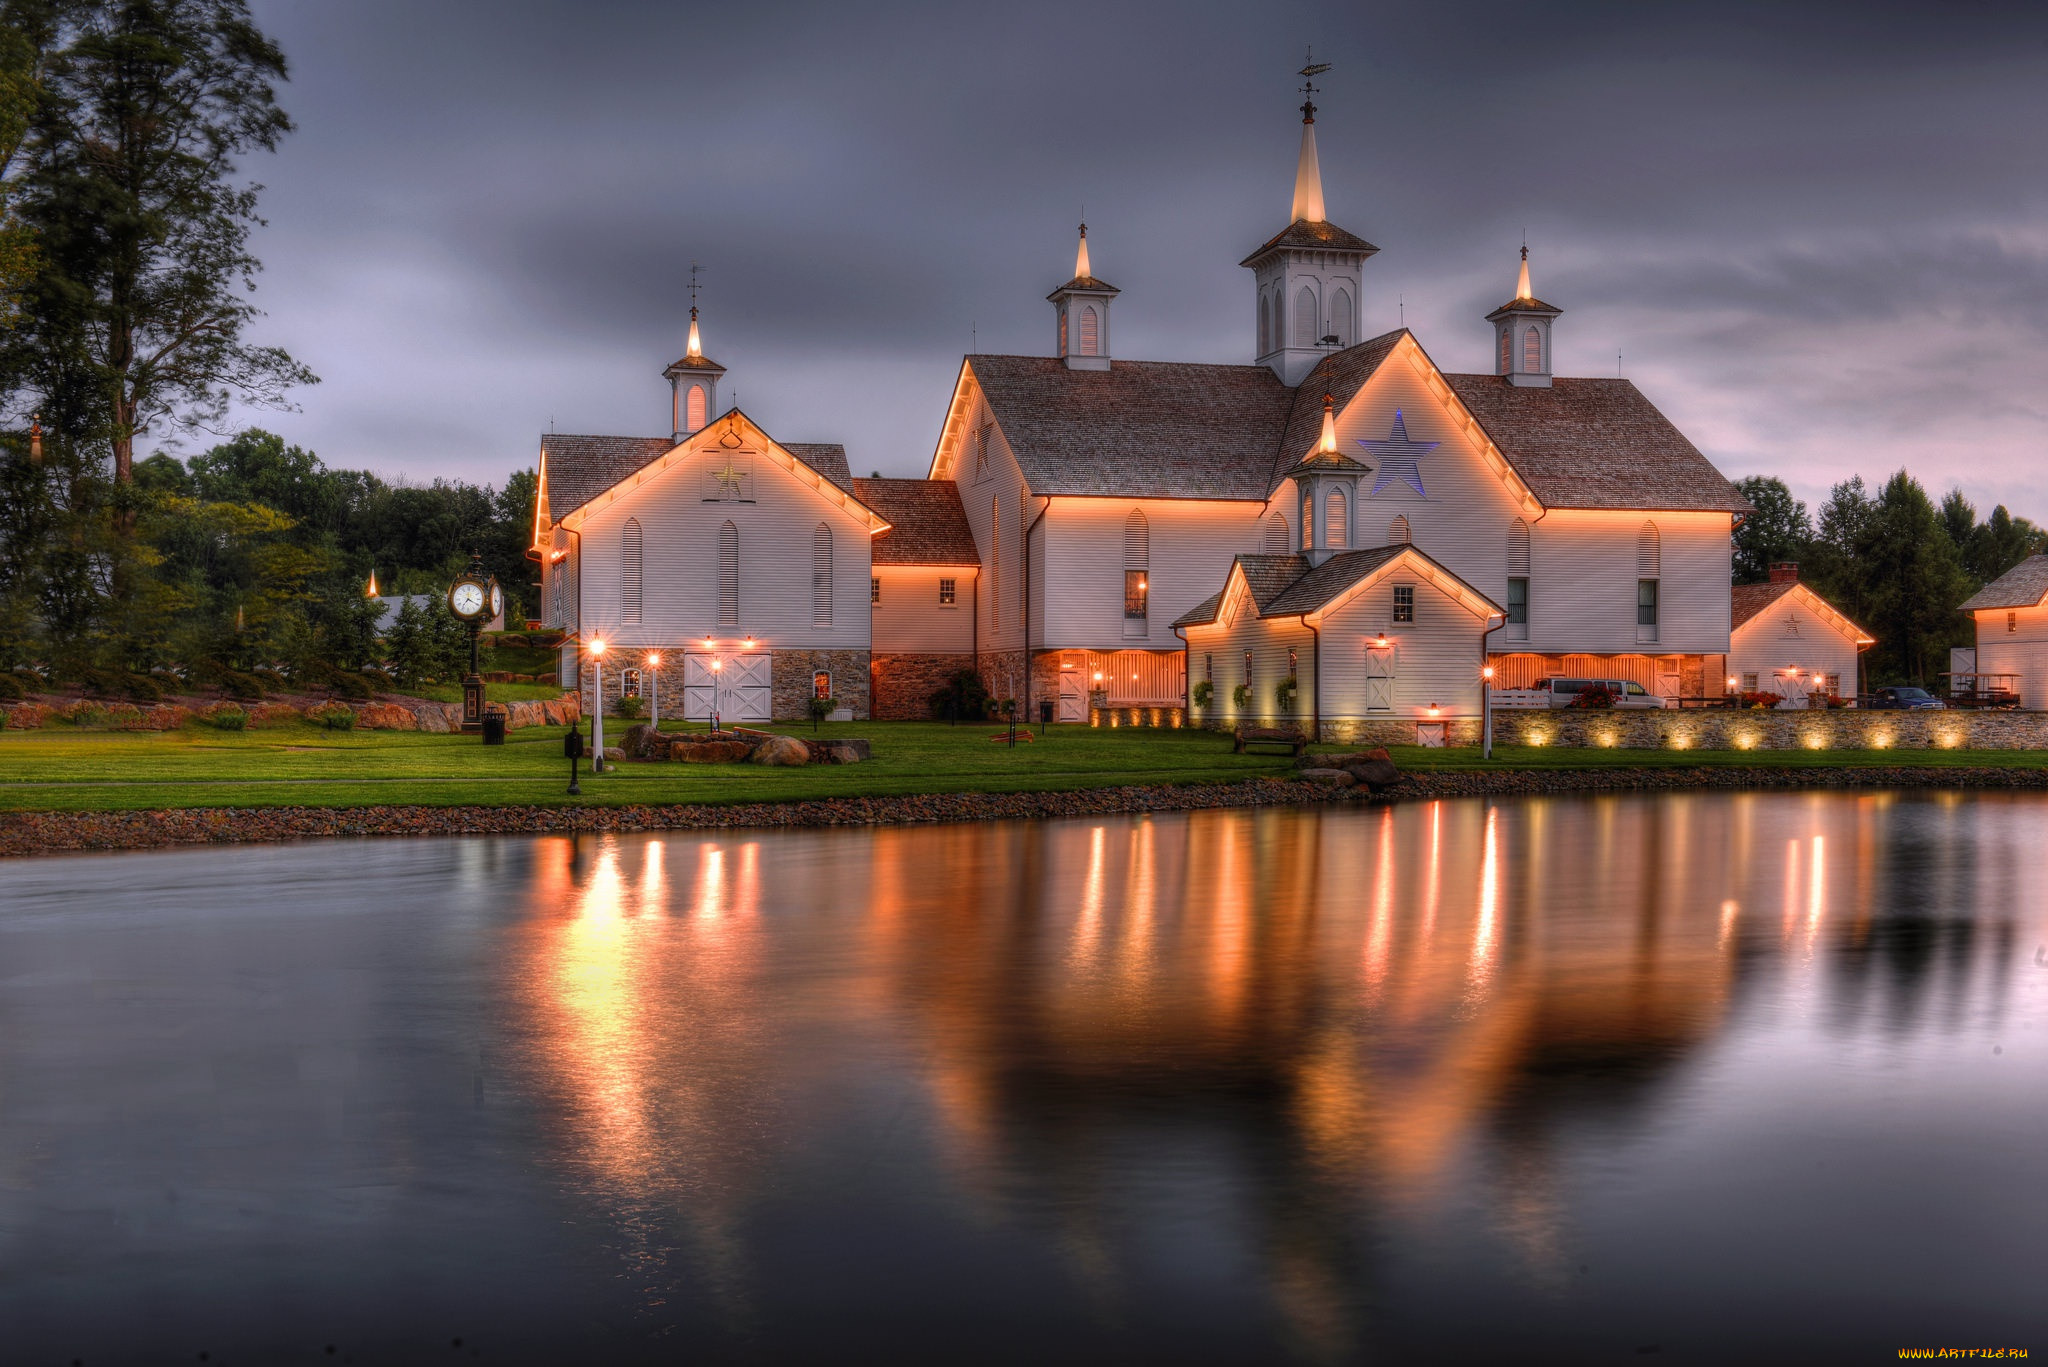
229 1 2048 520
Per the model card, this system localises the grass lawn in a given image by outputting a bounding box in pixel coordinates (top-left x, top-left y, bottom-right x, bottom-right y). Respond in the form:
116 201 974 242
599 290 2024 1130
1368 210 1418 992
0 720 2039 813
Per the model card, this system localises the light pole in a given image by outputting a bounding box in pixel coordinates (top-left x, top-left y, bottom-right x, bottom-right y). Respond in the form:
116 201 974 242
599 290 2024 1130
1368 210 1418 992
1481 664 1495 761
589 638 607 772
646 652 662 728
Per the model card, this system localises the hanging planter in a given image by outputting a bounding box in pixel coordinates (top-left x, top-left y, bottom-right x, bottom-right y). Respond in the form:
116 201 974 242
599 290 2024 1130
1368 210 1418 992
1231 683 1253 710
1191 680 1214 711
1276 676 1299 711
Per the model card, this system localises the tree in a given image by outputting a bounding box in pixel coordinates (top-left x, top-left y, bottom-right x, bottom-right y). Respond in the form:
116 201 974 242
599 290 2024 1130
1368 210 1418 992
1731 475 1811 583
1857 471 1973 686
6 0 314 493
0 17 43 334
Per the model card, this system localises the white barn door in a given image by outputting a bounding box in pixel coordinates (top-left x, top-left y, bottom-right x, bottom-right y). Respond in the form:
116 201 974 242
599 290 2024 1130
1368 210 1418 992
1365 643 1396 711
1058 654 1086 722
722 654 772 721
683 654 720 720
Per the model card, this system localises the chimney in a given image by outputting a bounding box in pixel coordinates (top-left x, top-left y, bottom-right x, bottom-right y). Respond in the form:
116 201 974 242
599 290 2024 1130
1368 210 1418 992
1769 562 1799 584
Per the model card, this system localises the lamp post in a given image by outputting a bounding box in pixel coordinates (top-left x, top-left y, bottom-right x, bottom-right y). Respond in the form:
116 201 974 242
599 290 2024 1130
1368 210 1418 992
589 638 607 772
646 652 662 727
1481 664 1495 761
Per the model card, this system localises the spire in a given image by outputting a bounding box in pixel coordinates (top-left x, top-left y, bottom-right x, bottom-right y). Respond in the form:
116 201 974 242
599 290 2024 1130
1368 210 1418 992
686 305 702 359
1515 243 1532 302
1318 390 1337 455
1291 113 1325 222
1074 223 1091 281
365 568 378 598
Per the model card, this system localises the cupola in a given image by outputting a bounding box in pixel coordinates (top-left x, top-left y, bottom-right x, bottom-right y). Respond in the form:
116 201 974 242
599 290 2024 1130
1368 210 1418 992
1485 245 1562 388
1278 381 1372 568
1241 64 1378 386
663 298 727 440
1048 223 1118 371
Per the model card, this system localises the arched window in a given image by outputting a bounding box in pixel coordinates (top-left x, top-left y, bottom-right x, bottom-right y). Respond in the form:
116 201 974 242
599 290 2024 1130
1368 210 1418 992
812 523 834 627
1325 487 1347 550
1258 294 1271 354
1123 509 1149 622
1508 517 1531 575
1522 325 1542 373
1506 516 1530 631
687 384 707 431
990 495 1001 630
718 521 739 625
1264 512 1289 554
1330 288 1353 347
621 518 643 624
1498 328 1512 375
1058 307 1068 356
1299 490 1314 550
1637 521 1661 578
1292 285 1317 349
1079 306 1099 356
1389 515 1411 546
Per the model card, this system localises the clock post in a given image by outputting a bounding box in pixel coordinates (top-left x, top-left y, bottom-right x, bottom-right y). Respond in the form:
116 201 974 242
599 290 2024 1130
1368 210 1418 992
447 555 498 735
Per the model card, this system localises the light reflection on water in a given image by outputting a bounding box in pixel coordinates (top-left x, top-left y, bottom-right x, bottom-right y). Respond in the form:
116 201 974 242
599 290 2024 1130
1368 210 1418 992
0 791 2043 1364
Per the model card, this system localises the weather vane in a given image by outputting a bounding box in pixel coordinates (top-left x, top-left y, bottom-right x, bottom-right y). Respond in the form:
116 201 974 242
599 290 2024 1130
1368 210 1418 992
1299 47 1331 119
689 261 702 309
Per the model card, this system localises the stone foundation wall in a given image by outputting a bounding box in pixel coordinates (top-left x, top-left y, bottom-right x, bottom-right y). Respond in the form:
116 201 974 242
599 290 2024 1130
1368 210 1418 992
772 649 871 721
871 652 977 720
1324 718 1484 747
1088 706 1187 728
1492 708 2048 751
978 650 1027 708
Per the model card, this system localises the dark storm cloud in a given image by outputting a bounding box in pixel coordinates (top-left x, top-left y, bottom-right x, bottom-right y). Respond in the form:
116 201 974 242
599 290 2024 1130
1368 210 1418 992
230 0 2048 514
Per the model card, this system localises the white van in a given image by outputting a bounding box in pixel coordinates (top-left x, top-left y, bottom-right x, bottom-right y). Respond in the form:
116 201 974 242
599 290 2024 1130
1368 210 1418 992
1535 677 1667 710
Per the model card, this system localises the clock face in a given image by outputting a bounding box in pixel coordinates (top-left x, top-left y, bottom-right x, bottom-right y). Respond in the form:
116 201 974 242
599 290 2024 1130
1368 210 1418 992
451 581 485 618
489 582 503 617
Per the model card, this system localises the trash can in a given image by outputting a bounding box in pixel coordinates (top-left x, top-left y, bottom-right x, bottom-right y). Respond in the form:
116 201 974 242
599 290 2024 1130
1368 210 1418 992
481 712 507 745
1039 699 1053 725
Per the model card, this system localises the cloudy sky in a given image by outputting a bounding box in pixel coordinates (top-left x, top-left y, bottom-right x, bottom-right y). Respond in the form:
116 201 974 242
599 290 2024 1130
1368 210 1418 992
229 0 2048 519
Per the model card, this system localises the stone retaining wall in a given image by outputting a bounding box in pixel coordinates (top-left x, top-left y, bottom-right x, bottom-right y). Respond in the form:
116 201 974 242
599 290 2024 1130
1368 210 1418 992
1491 708 2048 751
871 652 975 720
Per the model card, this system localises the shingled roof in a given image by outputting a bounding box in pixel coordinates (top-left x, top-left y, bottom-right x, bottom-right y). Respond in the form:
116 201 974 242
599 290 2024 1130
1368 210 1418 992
1264 546 1410 617
1239 218 1379 266
1270 330 1407 488
1440 375 1751 513
853 478 980 565
540 434 674 518
1235 554 1311 612
1959 554 2048 611
967 355 1296 500
1173 591 1224 628
783 443 856 493
1729 580 1799 631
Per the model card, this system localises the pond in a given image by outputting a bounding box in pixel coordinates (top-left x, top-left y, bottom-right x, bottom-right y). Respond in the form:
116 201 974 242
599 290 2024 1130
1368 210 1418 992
1 793 2043 1364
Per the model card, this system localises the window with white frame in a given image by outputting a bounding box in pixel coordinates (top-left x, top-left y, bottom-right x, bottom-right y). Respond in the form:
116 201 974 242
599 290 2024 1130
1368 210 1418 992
939 577 956 606
1299 490 1314 551
813 671 832 701
1389 515 1411 546
1393 584 1415 624
1523 325 1542 372
619 668 641 698
1079 306 1098 356
2009 611 2019 634
1123 509 1149 624
871 577 880 604
974 424 993 481
1324 487 1347 550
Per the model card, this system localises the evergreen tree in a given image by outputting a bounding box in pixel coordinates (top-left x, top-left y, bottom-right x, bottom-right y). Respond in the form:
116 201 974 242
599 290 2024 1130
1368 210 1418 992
1858 471 1973 686
1731 475 1812 583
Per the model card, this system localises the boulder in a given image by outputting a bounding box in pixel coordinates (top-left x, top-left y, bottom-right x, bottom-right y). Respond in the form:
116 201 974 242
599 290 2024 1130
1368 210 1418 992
358 702 418 731
671 740 752 763
558 693 581 725
542 698 565 726
1298 767 1357 787
622 723 667 760
1299 747 1394 769
1344 758 1401 791
601 746 625 762
749 733 812 767
819 742 866 765
415 704 453 734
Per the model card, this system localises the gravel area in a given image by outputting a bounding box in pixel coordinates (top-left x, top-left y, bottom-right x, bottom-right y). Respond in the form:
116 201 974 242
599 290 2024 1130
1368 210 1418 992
3 764 2045 859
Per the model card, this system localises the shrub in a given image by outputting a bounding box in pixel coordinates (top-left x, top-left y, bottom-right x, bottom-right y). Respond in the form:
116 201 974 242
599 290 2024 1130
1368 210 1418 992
63 699 108 726
120 704 189 731
207 703 249 731
3 702 51 728
1231 683 1252 709
1568 683 1618 709
308 702 357 731
1738 691 1783 711
928 669 990 721
123 673 165 703
10 668 43 696
0 673 20 702
248 702 305 727
218 670 266 700
104 702 144 726
1191 680 1213 710
326 671 373 701
614 693 645 720
806 694 837 732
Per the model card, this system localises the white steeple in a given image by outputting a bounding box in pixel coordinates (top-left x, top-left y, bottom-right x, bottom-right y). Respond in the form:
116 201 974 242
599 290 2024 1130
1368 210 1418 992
1486 244 1562 388
664 269 727 439
1291 108 1325 222
1048 222 1118 371
1515 244 1532 302
1074 223 1092 280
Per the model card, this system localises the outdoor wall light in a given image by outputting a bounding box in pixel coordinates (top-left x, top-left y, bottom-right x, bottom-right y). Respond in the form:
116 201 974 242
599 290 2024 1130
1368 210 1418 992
588 639 607 657
1481 666 1494 680
712 660 723 672
1727 676 1739 689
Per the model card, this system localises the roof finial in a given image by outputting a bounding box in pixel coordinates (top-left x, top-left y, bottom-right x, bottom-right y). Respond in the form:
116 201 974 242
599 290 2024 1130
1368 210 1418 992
1515 242 1532 302
686 263 704 357
1318 388 1338 456
1075 221 1090 281
365 567 378 598
1291 50 1331 222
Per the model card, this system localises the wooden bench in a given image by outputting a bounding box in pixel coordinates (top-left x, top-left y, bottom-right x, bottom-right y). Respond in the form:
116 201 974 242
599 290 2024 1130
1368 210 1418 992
1234 725 1308 757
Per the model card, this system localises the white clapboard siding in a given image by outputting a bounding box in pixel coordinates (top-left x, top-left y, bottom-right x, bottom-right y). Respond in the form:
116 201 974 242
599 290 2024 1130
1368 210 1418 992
572 443 873 650
871 567 975 653
1728 589 1864 700
1975 602 2048 708
1038 498 1268 649
1316 564 1490 719
1184 611 1315 728
949 384 1035 654
1332 347 1734 657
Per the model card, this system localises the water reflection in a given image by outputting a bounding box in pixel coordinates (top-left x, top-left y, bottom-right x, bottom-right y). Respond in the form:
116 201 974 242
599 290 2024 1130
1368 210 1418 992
488 792 2046 1361
3 793 2041 1363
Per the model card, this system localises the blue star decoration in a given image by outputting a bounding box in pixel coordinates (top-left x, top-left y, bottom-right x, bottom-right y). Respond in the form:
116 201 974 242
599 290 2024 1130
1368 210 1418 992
1359 410 1438 497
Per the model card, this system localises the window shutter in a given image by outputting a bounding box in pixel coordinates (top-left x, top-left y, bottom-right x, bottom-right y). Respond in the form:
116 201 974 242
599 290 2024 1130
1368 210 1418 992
1389 515 1411 546
1523 325 1543 372
1080 306 1099 356
1498 329 1512 375
1331 289 1352 347
1324 489 1347 549
813 523 834 627
1293 286 1316 349
687 384 706 431
1299 491 1314 550
718 520 739 625
1638 521 1661 578
1264 512 1289 554
621 518 643 624
1508 517 1531 575
1259 295 1271 354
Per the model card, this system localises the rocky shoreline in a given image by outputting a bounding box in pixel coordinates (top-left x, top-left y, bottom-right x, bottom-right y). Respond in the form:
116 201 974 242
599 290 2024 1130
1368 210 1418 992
3 762 2045 859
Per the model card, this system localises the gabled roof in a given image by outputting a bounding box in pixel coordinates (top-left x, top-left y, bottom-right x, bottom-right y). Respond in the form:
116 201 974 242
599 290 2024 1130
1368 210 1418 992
539 435 674 519
1239 218 1379 266
1439 375 1751 513
965 355 1296 500
1485 295 1562 320
1047 274 1120 298
1173 590 1224 629
1184 546 1502 628
783 443 856 494
1731 579 1875 645
663 353 726 374
1236 554 1312 612
853 478 981 566
1264 546 1408 616
1271 330 1407 488
1959 555 2048 612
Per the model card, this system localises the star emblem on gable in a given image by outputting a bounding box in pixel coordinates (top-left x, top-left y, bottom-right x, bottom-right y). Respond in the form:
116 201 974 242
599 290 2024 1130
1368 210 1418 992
712 456 748 499
1359 410 1438 498
1781 610 1803 638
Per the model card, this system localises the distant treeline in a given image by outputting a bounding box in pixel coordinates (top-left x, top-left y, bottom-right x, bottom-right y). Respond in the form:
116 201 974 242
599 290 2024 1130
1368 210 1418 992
1733 472 2046 685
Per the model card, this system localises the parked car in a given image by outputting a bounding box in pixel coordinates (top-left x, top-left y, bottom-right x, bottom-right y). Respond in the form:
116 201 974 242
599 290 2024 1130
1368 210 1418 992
1534 677 1668 710
1866 686 1944 711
